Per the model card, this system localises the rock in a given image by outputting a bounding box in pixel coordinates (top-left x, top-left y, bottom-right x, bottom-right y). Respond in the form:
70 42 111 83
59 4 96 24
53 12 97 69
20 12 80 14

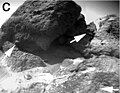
0 1 118 92
0 55 118 93
0 28 3 53
0 41 119 93
0 0 86 53
72 14 119 58
87 15 119 58
30 42 83 64
2 40 83 65
2 42 46 72
57 13 87 44
66 13 87 36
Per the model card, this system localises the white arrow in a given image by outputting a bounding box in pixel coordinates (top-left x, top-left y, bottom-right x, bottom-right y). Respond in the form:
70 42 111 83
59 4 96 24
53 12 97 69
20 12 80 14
70 34 86 43
101 86 119 93
0 45 15 82
5 45 15 57
0 45 15 66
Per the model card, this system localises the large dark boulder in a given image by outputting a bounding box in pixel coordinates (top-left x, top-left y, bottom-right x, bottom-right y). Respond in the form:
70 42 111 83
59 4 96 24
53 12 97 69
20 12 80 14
0 0 86 53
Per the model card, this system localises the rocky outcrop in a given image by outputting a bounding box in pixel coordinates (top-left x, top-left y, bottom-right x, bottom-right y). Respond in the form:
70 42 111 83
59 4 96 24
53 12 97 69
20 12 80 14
0 0 86 53
86 15 119 58
0 0 119 92
0 41 119 93
72 14 119 58
0 54 119 93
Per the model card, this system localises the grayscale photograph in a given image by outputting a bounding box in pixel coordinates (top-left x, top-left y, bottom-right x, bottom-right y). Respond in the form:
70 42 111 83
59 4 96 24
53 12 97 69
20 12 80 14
0 0 119 93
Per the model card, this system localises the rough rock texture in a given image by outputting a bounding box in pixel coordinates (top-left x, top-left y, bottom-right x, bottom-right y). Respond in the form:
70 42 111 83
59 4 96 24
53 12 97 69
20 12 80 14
1 42 46 72
0 0 119 92
0 0 87 64
0 54 119 93
72 14 119 58
86 15 119 58
0 0 86 53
